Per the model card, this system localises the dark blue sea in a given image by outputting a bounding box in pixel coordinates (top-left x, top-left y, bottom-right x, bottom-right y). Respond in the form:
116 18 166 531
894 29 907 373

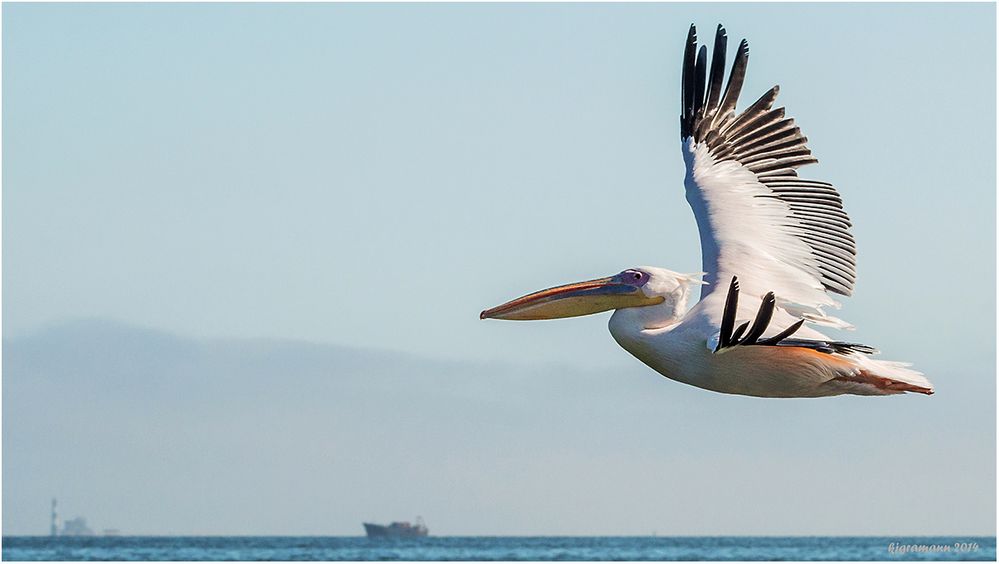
2 536 995 561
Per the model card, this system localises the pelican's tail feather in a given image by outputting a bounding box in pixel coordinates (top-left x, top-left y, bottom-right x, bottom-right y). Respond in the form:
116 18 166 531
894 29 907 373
830 355 934 396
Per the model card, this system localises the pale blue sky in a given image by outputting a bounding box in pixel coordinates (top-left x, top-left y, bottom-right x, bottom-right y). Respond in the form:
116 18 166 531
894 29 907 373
3 3 995 535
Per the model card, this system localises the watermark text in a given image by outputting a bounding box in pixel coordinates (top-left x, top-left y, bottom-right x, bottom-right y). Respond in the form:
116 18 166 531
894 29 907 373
887 542 980 555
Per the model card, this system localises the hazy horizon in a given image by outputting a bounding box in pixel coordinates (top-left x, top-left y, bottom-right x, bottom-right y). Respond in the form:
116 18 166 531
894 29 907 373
4 2 995 538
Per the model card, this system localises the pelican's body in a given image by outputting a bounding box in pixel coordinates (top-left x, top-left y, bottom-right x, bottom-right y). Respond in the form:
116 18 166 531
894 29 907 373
481 25 934 398
606 279 922 397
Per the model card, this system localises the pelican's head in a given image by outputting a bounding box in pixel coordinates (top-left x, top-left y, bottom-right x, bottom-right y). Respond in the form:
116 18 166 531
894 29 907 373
480 267 702 321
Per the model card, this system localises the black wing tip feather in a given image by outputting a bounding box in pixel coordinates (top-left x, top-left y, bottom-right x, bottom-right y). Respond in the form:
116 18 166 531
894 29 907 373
700 26 728 134
693 45 708 118
716 275 740 350
740 291 776 345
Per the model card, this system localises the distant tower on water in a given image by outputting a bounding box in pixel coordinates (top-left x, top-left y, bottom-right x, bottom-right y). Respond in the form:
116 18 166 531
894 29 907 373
50 498 59 537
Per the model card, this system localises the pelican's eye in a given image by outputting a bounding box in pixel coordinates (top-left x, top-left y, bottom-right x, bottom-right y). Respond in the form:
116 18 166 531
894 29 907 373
621 269 649 286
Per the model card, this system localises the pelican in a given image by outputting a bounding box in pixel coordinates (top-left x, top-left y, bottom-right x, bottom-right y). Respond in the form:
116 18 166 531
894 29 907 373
480 24 934 398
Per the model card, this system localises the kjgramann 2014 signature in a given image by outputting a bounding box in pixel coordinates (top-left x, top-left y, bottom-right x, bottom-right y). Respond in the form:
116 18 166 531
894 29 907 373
887 542 980 555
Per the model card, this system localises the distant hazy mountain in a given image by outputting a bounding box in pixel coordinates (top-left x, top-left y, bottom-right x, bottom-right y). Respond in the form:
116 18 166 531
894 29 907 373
2 318 669 536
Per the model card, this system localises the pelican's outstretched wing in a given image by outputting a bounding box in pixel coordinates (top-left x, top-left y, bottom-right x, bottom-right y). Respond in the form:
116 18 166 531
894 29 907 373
680 24 856 329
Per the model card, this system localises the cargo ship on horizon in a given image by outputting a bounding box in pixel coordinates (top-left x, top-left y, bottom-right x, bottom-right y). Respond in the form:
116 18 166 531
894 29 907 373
363 517 428 538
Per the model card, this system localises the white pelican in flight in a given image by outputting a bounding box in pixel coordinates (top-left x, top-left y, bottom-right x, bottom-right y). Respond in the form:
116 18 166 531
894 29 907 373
481 24 934 398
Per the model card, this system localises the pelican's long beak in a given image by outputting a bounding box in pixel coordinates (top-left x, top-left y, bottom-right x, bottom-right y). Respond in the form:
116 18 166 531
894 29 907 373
480 274 663 321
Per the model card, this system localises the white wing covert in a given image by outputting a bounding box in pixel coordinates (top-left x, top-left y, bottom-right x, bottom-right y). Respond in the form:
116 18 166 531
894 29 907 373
680 25 856 329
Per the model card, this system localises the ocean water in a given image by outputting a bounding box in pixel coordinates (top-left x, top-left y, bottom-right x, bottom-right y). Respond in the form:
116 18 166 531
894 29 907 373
2 536 995 561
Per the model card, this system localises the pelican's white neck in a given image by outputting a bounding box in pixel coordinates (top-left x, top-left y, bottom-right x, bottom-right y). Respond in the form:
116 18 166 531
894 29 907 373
608 288 689 333
607 289 689 373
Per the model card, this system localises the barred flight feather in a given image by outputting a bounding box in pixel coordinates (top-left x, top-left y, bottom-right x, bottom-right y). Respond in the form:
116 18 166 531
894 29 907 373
680 24 857 305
